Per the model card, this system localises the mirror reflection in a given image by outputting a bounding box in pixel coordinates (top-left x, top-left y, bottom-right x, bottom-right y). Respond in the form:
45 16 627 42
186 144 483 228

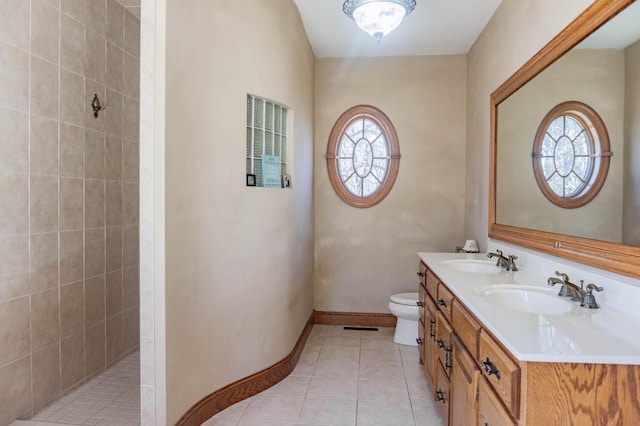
495 2 640 246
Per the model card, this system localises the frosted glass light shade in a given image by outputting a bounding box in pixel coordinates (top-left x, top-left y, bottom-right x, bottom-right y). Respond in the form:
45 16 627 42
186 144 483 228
343 0 416 42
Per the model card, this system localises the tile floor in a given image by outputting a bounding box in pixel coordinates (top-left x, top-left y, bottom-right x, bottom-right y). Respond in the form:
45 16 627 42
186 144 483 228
203 325 445 426
11 352 140 426
11 325 445 426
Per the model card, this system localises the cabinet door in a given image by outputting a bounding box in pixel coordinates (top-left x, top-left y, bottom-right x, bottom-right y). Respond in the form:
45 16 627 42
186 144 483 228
451 336 480 426
436 311 453 378
477 377 516 426
436 363 451 426
424 296 438 385
418 319 425 365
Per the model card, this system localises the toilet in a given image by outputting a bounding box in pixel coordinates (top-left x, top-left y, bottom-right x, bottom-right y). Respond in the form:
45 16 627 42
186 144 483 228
388 292 420 346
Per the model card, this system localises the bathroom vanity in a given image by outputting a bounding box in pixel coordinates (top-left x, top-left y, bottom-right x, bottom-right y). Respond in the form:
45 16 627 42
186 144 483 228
416 252 640 426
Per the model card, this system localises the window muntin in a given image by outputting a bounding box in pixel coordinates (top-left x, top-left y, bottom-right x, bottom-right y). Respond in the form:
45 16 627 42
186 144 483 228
532 101 611 208
326 105 400 208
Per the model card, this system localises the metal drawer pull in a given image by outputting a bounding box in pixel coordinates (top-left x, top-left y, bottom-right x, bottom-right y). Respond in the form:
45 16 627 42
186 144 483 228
437 338 445 349
436 389 446 403
429 320 436 338
480 357 501 379
437 298 447 307
417 271 425 277
416 338 424 345
416 301 424 307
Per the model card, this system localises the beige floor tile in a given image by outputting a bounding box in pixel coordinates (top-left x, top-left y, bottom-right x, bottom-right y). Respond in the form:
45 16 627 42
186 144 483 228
262 376 311 398
356 400 415 426
241 395 303 424
313 358 359 380
297 398 356 426
358 378 411 404
306 377 358 401
317 345 360 362
323 335 361 347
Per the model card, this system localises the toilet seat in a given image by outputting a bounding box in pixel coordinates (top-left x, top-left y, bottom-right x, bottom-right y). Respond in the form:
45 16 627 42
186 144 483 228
390 292 419 306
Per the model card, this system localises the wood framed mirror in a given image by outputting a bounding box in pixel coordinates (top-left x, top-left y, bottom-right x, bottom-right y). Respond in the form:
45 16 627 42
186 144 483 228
489 0 640 278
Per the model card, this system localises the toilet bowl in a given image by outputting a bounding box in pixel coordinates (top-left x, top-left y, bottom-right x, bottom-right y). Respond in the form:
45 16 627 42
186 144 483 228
388 292 420 346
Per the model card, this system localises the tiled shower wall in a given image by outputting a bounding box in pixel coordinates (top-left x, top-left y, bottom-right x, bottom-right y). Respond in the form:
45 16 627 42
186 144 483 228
0 1 140 424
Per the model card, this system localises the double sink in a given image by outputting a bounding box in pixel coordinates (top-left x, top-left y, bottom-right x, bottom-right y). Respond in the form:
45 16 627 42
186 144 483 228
441 259 586 315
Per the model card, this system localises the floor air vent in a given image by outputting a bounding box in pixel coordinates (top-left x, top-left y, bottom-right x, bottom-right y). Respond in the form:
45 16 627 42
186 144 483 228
343 326 379 331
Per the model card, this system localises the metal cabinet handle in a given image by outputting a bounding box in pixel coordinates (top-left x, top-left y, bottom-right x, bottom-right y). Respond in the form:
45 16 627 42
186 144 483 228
437 298 447 307
437 338 445 349
416 338 424 345
416 301 424 307
480 357 501 379
445 347 453 372
428 320 436 338
417 271 425 277
435 389 446 403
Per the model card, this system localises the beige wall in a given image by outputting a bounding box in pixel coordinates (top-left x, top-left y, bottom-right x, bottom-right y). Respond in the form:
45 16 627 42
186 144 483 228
464 0 595 248
163 0 315 422
0 1 140 424
314 56 467 313
624 39 640 245
496 49 625 242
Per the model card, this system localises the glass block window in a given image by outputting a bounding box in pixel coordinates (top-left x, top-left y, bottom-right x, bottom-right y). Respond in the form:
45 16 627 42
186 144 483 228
532 101 611 208
326 105 401 208
246 95 288 187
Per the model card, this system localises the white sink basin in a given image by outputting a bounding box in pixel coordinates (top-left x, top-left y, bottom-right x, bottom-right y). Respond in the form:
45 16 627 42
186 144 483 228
442 259 503 274
473 284 575 315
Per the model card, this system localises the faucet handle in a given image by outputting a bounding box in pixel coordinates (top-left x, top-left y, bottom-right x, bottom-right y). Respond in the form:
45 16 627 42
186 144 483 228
507 255 518 271
585 283 603 294
582 284 603 309
555 271 570 282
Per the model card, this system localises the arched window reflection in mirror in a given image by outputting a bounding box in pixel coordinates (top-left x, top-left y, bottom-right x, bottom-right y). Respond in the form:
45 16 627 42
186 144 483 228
532 101 612 209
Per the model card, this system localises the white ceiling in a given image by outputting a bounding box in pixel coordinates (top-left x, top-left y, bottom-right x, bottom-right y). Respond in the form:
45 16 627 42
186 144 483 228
292 0 502 58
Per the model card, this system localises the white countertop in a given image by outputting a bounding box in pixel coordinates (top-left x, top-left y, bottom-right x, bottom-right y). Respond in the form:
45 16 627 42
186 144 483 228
418 252 640 365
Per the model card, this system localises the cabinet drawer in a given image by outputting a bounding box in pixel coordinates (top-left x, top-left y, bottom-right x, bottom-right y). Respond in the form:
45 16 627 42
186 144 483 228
435 364 451 425
477 376 516 426
418 261 428 286
419 283 427 320
452 300 480 360
436 311 453 378
479 330 520 419
426 269 439 301
437 283 454 322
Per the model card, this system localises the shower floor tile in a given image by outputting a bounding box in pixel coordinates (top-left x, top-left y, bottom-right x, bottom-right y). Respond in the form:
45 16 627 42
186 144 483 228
12 352 140 426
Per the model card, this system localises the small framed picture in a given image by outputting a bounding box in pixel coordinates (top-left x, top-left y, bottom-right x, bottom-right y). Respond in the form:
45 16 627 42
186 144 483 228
282 174 292 188
246 174 256 187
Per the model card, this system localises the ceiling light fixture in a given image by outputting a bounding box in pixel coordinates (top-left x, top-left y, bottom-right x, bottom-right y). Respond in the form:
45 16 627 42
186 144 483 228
343 0 416 43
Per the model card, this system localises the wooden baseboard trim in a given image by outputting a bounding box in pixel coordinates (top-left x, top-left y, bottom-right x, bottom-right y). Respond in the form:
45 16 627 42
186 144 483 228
176 310 397 425
313 311 397 328
175 312 315 426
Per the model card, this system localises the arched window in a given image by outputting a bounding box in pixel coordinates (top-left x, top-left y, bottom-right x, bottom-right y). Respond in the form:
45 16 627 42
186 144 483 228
532 101 611 209
326 105 401 208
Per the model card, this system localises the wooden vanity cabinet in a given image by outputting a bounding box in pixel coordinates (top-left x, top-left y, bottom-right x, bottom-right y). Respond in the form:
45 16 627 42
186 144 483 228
420 263 515 426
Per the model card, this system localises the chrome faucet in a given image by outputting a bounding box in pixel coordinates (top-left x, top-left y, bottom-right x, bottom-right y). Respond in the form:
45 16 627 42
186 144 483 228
487 250 518 271
547 271 603 308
